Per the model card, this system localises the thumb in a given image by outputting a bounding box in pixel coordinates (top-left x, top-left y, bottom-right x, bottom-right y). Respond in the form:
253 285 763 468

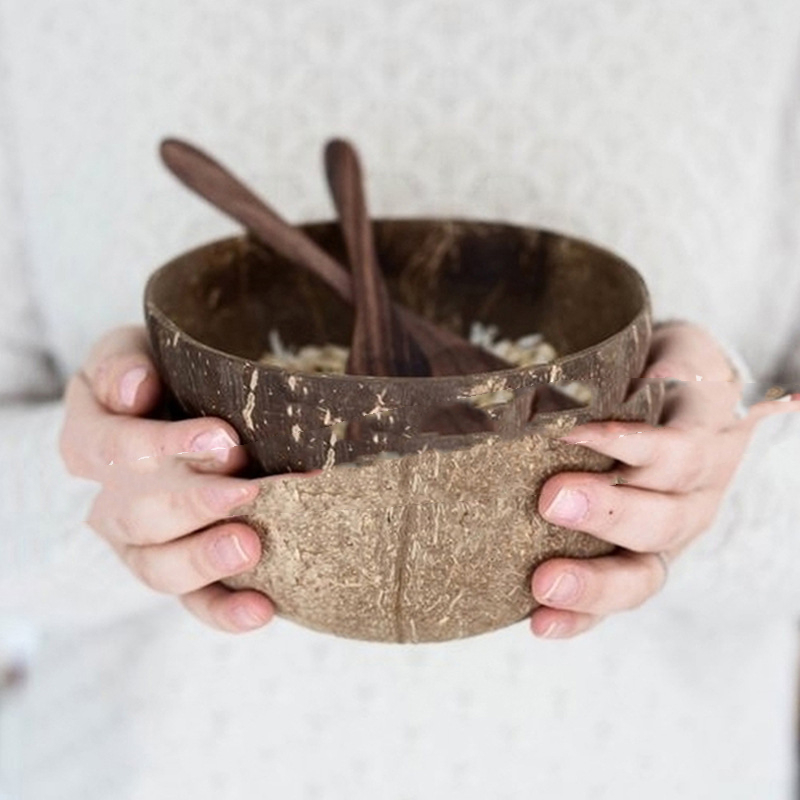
81 325 162 415
642 323 741 429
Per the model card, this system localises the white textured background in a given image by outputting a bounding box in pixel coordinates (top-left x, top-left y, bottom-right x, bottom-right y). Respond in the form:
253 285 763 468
0 2 799 799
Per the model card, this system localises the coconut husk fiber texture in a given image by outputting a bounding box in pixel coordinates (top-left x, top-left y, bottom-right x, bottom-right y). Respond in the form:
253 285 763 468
225 381 661 643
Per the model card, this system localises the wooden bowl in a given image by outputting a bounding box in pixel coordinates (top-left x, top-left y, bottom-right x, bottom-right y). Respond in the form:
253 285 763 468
144 219 663 642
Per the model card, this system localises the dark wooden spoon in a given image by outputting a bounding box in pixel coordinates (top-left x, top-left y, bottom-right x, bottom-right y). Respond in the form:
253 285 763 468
159 138 509 376
324 138 429 377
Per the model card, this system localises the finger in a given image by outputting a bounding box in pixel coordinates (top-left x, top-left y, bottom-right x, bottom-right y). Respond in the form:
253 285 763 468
89 473 260 546
82 325 162 414
643 331 739 430
530 551 668 615
740 394 800 427
652 379 741 431
559 421 716 493
180 584 275 633
118 522 261 595
64 373 247 476
530 607 601 639
538 472 713 553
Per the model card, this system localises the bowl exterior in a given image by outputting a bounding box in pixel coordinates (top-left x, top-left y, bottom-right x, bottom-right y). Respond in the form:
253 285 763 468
146 221 662 642
223 382 661 643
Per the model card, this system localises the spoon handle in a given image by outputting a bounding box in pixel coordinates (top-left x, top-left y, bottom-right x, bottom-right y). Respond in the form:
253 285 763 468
159 138 508 374
161 139 352 299
324 139 430 377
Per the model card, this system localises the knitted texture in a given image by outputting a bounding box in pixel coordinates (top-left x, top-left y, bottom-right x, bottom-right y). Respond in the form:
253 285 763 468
0 1 799 798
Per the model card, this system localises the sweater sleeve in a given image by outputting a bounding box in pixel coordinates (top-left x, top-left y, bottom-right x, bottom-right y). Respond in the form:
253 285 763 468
0 52 167 633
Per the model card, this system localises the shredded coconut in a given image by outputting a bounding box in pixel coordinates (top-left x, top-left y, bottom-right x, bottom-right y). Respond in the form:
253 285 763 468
260 329 351 373
260 324 559 374
468 322 558 367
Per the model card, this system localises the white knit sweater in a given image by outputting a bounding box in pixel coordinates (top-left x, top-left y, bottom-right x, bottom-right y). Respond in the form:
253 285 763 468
1 1 799 798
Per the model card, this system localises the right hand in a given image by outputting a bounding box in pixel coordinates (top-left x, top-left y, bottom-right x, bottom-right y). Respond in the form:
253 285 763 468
59 326 275 633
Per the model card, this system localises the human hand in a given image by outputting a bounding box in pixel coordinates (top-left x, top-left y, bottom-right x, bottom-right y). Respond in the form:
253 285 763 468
59 326 275 633
529 321 800 639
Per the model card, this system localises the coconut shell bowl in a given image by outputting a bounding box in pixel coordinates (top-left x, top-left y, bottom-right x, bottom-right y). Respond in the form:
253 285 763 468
144 219 663 643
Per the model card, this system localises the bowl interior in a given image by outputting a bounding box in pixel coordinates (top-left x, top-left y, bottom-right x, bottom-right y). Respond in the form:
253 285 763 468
147 219 646 364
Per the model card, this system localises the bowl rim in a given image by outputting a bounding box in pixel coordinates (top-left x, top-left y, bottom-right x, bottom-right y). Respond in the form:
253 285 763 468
144 217 652 387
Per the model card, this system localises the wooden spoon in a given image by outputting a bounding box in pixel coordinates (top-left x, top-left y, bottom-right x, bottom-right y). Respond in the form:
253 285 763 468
159 138 509 376
323 138 429 377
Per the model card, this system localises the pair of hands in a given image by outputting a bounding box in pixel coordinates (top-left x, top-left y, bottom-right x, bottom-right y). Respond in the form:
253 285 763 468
59 323 799 636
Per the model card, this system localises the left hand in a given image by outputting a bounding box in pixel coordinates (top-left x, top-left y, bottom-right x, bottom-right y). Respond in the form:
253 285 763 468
529 321 800 639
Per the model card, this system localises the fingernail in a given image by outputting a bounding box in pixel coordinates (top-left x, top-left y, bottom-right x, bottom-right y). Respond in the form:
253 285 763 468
231 603 267 630
559 433 591 445
203 483 257 513
542 488 589 525
539 620 567 639
542 572 580 605
213 533 253 571
119 367 148 409
190 429 238 461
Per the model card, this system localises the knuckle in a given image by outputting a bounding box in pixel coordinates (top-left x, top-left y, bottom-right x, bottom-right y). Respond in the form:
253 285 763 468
160 484 221 534
186 484 219 523
90 492 141 545
86 493 133 545
188 534 224 585
124 548 168 593
668 434 707 493
164 485 194 520
109 512 139 546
